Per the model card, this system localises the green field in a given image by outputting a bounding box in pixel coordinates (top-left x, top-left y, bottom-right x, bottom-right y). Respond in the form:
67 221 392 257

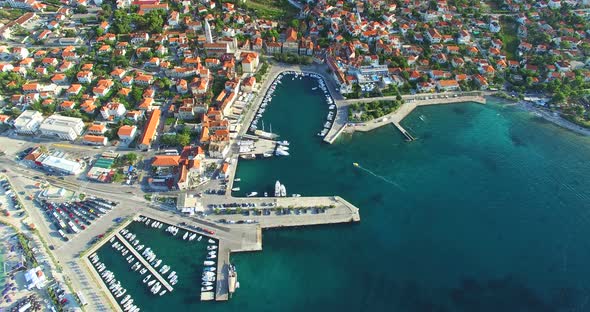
500 17 519 60
243 0 298 20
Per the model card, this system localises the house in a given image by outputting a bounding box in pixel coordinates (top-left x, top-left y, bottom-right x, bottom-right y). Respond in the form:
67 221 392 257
0 115 11 124
117 125 137 142
240 52 259 73
60 100 76 110
134 74 153 86
426 29 442 43
138 109 160 150
241 76 256 92
77 71 93 84
82 134 108 146
87 123 107 135
66 84 83 97
436 79 460 91
51 74 67 84
92 79 114 97
100 102 127 120
282 27 298 54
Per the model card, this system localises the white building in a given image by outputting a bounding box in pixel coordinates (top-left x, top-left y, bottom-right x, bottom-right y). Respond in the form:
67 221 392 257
117 125 137 142
39 154 83 175
100 102 127 120
24 266 46 290
39 114 84 141
13 110 44 135
176 193 204 214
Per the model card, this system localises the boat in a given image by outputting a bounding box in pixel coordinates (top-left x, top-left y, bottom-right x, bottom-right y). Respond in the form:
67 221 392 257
154 259 162 268
280 184 286 197
353 162 359 167
208 251 217 256
159 265 170 274
168 271 176 279
202 281 213 286
147 280 156 287
203 271 215 277
198 236 202 241
275 148 289 156
143 275 151 283
277 140 290 146
262 152 273 158
201 286 213 292
292 194 301 197
189 233 197 241
208 239 215 244
232 187 240 191
312 87 318 90
247 192 258 197
264 192 268 197
234 178 241 182
139 268 147 275
274 180 281 197
204 267 216 272
207 254 217 259
121 295 131 305
204 261 215 266
159 290 167 296
183 232 188 240
207 245 218 250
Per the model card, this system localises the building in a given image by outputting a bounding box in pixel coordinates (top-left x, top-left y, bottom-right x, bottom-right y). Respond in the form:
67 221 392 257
240 52 259 73
24 267 46 290
39 114 84 141
138 109 161 150
117 125 137 142
82 134 108 146
13 110 44 135
37 153 83 175
100 102 127 120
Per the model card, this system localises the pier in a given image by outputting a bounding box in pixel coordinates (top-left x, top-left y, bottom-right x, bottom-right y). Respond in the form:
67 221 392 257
114 233 174 292
237 139 277 156
393 122 415 142
214 242 230 301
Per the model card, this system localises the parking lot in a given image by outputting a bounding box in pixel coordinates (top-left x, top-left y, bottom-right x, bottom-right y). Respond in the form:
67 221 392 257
37 196 118 242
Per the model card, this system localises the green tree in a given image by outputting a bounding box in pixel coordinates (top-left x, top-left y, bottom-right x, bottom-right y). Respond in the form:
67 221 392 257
125 152 138 164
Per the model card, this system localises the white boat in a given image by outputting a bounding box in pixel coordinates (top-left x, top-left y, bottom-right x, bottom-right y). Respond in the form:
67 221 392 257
189 233 197 241
159 290 167 296
208 239 215 244
183 232 188 240
198 236 203 241
139 268 147 275
207 254 217 259
232 187 240 191
207 245 218 250
277 140 290 146
208 251 217 256
168 271 177 279
147 280 155 287
121 295 131 304
143 275 151 283
264 192 268 197
312 87 318 90
247 192 258 197
201 286 213 291
154 259 162 268
280 184 286 197
203 271 215 277
204 261 215 266
274 180 281 197
204 267 216 272
275 148 290 156
263 152 273 158
159 265 170 274
292 194 301 197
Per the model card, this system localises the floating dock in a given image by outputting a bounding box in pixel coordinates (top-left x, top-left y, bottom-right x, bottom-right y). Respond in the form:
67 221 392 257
393 122 415 142
115 233 174 292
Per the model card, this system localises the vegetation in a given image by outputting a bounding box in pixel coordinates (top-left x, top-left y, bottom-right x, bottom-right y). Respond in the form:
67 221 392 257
16 233 38 267
160 126 191 147
498 16 518 60
254 61 269 81
348 100 403 122
242 0 298 20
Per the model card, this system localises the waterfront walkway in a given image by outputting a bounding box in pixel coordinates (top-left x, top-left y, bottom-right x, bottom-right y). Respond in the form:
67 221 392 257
114 233 174 292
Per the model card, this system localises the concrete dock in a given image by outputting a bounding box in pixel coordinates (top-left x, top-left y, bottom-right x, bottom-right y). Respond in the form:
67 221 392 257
238 139 277 156
215 242 230 301
115 233 174 292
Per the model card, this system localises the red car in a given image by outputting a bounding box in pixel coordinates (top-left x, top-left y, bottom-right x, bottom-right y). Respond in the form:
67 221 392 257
204 229 215 235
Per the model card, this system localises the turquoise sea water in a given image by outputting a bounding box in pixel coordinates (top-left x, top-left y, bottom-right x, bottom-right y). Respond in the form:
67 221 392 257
99 74 590 311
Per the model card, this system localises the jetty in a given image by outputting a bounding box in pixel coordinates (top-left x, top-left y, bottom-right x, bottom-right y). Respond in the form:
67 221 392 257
115 233 174 292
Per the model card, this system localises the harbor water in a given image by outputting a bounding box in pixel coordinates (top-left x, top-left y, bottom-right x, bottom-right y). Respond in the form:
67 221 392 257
230 75 590 311
98 74 590 311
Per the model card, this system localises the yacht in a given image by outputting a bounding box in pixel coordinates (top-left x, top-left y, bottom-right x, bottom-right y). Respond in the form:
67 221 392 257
292 194 301 197
208 251 217 256
207 254 217 259
160 265 170 275
208 239 215 244
274 180 281 197
207 245 218 250
121 295 131 305
247 192 258 197
154 259 162 268
204 267 216 272
147 280 156 287
201 286 213 292
198 236 203 241
262 152 273 158
202 281 213 286
277 140 290 146
139 268 147 275
275 148 290 156
159 290 167 296
168 271 176 279
183 232 189 240
204 260 215 266
143 275 151 283
232 187 240 191
280 184 287 197
189 233 197 241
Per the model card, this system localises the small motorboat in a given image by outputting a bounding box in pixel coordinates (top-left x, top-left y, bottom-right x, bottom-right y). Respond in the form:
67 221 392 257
201 286 213 291
203 261 215 266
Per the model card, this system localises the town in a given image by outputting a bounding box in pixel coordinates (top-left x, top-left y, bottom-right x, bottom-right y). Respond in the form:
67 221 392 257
0 0 588 310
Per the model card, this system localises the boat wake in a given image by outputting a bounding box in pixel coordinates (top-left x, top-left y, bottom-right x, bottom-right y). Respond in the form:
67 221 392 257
353 163 404 190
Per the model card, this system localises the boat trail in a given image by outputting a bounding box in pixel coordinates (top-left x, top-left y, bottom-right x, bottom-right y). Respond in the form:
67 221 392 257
354 164 404 190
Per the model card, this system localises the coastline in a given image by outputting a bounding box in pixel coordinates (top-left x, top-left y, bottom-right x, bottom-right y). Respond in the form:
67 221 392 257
498 97 590 137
